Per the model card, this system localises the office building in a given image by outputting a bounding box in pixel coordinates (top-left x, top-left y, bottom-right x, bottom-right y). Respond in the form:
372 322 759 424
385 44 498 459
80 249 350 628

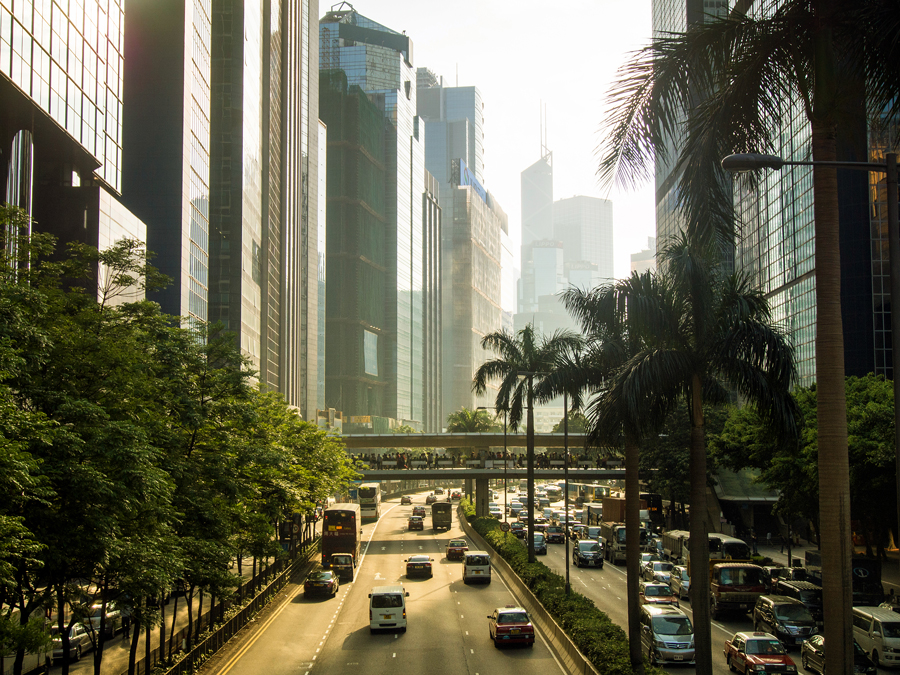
320 6 440 430
0 0 147 304
518 152 554 314
417 68 506 423
631 237 657 275
122 0 323 417
554 195 614 288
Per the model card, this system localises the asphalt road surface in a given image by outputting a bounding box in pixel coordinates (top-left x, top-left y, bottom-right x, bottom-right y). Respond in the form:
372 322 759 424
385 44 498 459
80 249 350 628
206 491 567 675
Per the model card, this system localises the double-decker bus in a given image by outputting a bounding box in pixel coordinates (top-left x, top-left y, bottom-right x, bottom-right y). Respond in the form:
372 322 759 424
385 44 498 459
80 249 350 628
358 482 382 521
322 503 362 568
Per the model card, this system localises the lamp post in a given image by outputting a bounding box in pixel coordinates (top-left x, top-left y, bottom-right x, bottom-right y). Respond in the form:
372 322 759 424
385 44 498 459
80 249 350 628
723 152 900 564
477 406 509 521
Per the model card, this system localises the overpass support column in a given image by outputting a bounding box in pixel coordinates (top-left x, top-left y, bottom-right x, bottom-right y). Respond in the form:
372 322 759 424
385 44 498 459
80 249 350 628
465 477 473 500
475 478 490 517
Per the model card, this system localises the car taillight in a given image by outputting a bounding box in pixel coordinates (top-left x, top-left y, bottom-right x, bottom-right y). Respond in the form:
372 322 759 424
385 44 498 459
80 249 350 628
403 610 406 618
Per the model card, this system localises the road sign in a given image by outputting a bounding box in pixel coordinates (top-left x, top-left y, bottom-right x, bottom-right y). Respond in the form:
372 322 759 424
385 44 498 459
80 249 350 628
500 522 510 533
292 523 300 534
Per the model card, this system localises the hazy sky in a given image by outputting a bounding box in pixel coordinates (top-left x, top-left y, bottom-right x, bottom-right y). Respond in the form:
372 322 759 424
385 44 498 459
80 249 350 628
335 0 658 279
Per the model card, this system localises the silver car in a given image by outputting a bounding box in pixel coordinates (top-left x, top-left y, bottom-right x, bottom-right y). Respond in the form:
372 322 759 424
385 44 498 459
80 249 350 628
670 565 691 599
50 623 93 664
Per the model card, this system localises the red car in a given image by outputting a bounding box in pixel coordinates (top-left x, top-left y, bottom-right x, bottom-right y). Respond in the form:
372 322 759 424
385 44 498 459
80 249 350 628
412 505 426 517
400 495 412 505
408 516 424 530
639 581 679 607
304 570 339 598
510 522 526 539
405 555 434 578
487 605 535 648
446 538 469 560
724 632 796 675
425 494 438 504
451 491 461 499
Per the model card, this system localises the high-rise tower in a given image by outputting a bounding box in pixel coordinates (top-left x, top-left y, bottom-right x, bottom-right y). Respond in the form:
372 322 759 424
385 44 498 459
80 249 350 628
320 5 439 429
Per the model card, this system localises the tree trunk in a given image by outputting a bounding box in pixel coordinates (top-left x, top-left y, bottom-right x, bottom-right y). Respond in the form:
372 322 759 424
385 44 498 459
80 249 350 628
526 377 536 563
186 584 195 651
196 590 204 642
167 590 179 661
145 615 151 671
158 596 167 665
688 374 712 675
127 601 141 675
811 112 853 675
624 434 643 674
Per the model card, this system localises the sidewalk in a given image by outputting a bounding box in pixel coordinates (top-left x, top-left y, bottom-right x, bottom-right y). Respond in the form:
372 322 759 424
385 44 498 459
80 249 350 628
754 541 900 590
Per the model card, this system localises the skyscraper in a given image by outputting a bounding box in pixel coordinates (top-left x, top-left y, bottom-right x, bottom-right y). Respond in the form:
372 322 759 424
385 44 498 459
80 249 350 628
417 68 505 423
122 0 322 417
1 0 147 303
553 195 614 288
320 6 439 429
518 152 554 315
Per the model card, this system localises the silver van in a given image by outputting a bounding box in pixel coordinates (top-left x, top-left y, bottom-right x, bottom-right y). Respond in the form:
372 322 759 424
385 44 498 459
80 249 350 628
640 605 695 666
462 551 491 584
852 606 900 667
369 585 409 633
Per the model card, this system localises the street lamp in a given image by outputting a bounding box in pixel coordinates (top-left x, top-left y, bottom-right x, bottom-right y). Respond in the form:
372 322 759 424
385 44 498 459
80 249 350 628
723 151 900 567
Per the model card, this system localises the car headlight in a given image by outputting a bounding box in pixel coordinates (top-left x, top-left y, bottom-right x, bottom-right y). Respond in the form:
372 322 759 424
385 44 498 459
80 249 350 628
786 666 797 672
751 665 767 672
655 640 667 648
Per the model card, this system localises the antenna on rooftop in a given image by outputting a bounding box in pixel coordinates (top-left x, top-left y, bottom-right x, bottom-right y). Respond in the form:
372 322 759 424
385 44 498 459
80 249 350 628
540 102 551 162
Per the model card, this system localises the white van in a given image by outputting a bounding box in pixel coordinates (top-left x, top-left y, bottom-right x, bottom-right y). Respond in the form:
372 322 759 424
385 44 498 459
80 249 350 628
462 551 491 584
369 585 409 633
852 606 900 667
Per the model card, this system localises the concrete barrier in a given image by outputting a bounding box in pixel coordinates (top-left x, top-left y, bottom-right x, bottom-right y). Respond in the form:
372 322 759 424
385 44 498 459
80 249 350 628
458 510 600 675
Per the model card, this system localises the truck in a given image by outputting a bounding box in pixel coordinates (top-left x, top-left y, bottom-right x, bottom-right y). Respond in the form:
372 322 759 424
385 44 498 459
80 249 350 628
709 561 767 619
432 502 453 531
662 530 690 563
804 550 885 606
601 496 647 525
600 521 651 565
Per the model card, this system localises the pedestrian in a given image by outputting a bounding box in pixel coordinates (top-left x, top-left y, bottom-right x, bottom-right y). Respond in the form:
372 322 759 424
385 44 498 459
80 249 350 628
766 532 772 547
751 530 758 555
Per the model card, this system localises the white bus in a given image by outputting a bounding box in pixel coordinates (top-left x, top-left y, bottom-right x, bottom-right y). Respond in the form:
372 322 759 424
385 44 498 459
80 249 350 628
358 482 382 521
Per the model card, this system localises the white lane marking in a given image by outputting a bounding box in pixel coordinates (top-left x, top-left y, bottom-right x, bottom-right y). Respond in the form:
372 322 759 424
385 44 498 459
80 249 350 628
470 649 474 654
393 653 396 658
465 631 469 635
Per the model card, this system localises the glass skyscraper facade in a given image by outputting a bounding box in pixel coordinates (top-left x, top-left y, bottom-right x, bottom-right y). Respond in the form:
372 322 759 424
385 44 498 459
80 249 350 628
123 0 322 418
654 0 885 384
320 7 437 429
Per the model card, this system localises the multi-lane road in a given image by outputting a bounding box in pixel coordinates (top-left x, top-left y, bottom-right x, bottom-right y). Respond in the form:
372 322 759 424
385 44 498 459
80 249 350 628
206 489 877 675
207 491 566 675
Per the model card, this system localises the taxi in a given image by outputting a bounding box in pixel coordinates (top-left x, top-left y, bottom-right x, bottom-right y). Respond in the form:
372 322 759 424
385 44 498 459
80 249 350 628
408 516 424 531
412 505 426 517
639 581 680 607
724 632 797 675
487 605 535 648
446 538 469 560
400 495 413 505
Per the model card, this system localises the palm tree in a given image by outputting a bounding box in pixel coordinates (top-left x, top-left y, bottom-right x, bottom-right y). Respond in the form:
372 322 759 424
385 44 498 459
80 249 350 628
599 4 900 671
562 237 798 674
445 407 495 433
472 323 581 562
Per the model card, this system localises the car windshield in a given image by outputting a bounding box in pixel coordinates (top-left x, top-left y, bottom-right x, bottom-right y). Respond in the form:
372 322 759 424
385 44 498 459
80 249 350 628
307 572 332 581
747 639 786 655
883 623 900 638
652 616 693 636
449 540 467 547
587 527 601 538
533 534 545 542
719 568 764 586
332 555 352 565
372 594 403 608
410 517 422 521
579 542 601 552
654 563 673 572
644 585 673 596
498 612 529 624
774 604 814 622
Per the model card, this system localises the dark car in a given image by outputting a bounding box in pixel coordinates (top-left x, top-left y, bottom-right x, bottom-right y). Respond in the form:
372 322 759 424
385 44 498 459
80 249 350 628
510 522 526 539
573 539 604 568
487 605 535 648
408 516 424 530
412 505 426 517
304 570 339 597
752 596 817 648
400 495 412 505
533 533 548 555
801 635 875 675
425 494 437 505
546 525 566 544
451 491 462 499
774 580 823 623
405 555 434 578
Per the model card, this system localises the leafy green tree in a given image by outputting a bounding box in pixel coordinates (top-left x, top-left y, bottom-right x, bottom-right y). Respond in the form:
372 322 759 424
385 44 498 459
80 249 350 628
473 324 581 563
563 238 797 673
550 411 589 434
445 407 495 433
599 4 900 669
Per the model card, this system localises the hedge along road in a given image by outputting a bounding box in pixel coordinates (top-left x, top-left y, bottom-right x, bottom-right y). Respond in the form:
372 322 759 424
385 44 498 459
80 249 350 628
206 490 569 675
